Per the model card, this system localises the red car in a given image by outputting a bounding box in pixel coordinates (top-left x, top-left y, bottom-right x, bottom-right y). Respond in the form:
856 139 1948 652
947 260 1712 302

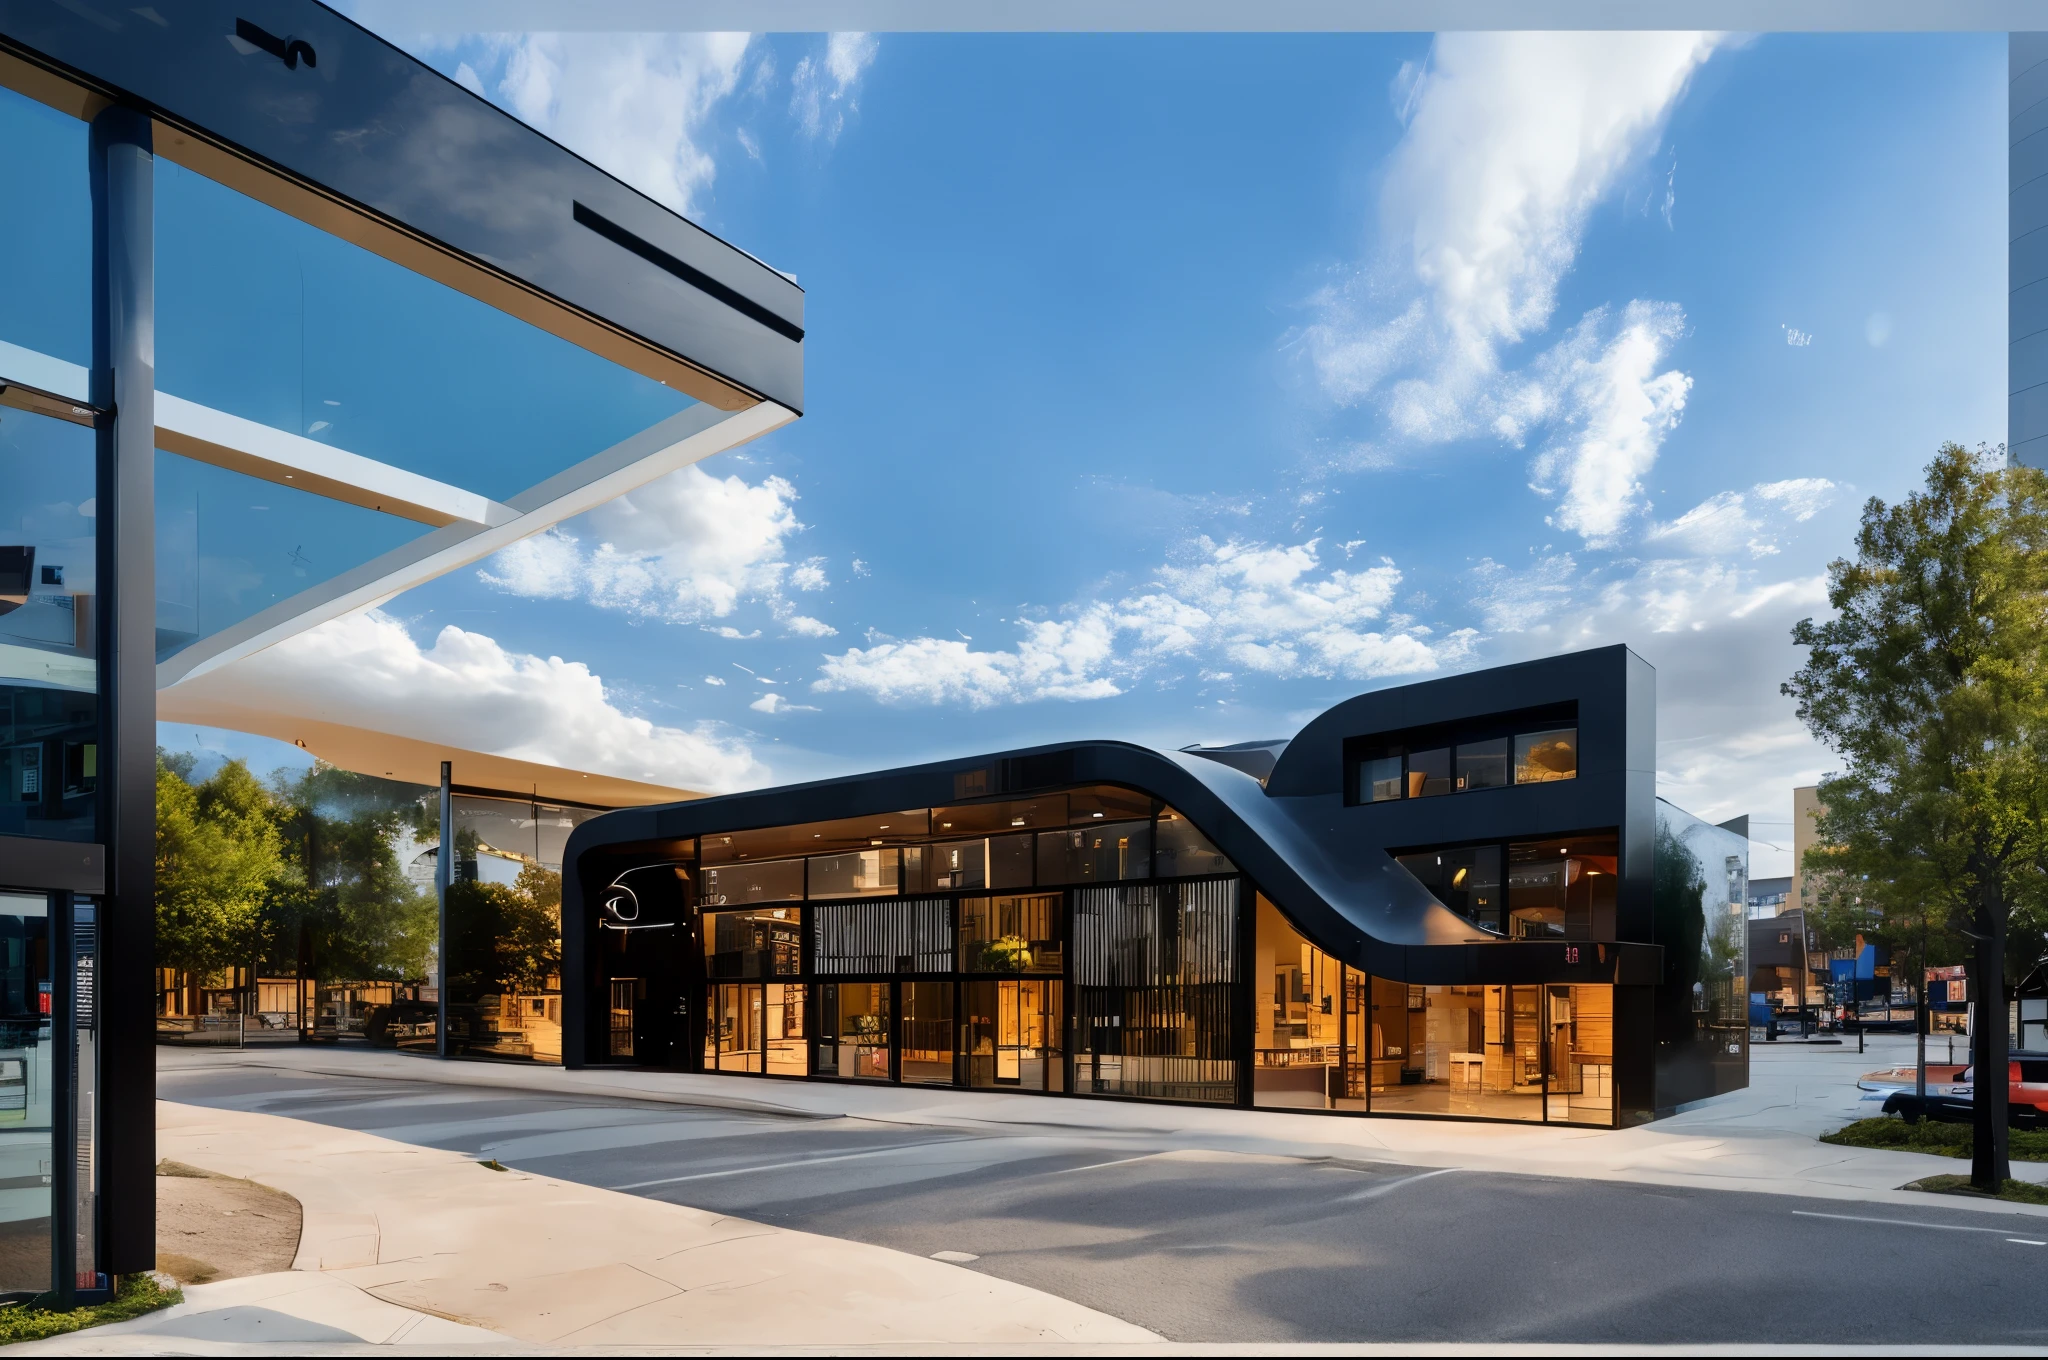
1882 1052 2048 1128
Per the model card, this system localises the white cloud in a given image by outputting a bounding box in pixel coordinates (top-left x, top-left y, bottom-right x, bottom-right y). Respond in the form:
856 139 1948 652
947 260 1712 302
790 32 878 143
1644 477 1838 559
704 675 726 686
1302 32 1721 542
478 33 752 216
478 463 836 638
749 691 820 714
182 609 764 792
813 538 1469 708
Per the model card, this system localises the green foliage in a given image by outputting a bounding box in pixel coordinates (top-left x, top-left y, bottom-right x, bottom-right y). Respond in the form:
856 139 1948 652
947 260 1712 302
154 754 287 976
1821 1116 2048 1162
445 863 562 1001
973 934 1035 973
1903 1173 2048 1205
1783 443 2048 978
265 765 437 984
0 1274 181 1344
1784 442 2048 1188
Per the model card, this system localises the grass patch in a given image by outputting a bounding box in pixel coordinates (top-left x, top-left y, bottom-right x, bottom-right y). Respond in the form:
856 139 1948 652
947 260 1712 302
478 1159 507 1172
0 1274 181 1346
1820 1116 2048 1162
1904 1173 2048 1206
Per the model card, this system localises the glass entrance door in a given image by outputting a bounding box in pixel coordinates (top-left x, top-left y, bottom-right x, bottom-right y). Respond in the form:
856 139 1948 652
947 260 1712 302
963 979 1063 1091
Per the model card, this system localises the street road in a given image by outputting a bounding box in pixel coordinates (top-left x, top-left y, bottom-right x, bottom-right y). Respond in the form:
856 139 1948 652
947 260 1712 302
161 1062 2048 1345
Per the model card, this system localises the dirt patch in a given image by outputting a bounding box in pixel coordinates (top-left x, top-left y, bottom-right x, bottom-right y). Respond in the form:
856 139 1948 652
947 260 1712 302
155 1159 303 1284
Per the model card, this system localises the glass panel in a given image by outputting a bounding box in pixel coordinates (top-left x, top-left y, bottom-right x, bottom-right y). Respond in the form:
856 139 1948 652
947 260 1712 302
962 979 1063 1091
705 983 763 1073
1338 966 1370 1111
1360 755 1403 803
1395 845 1504 935
443 793 562 1062
703 907 801 979
765 982 807 1076
701 859 804 907
1252 895 1341 1110
814 982 891 1080
1072 880 1237 1103
703 811 929 864
900 981 954 1086
71 900 94 1289
156 159 694 502
957 894 1062 973
1547 985 1615 1125
930 797 1065 836
1407 747 1453 798
1514 728 1579 783
1068 786 1152 824
0 892 49 1296
154 451 432 662
1366 983 1544 1122
909 840 985 893
1154 810 1234 878
810 900 950 975
1035 819 1152 886
0 87 90 378
0 406 96 843
1455 738 1510 792
989 832 1033 890
1508 835 1619 939
807 849 899 899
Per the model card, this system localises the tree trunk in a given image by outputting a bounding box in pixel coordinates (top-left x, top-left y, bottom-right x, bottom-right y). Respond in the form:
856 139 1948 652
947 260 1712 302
1970 859 2011 1193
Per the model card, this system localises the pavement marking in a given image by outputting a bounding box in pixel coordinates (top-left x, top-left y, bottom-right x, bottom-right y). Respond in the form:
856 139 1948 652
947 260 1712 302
931 1250 979 1263
609 1140 958 1190
1045 1154 1160 1176
1791 1209 2042 1236
2006 1238 2047 1246
1340 1167 1460 1201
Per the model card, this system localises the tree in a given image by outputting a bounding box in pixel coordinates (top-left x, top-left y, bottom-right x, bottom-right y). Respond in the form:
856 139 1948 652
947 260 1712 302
1784 443 2048 1192
155 754 289 979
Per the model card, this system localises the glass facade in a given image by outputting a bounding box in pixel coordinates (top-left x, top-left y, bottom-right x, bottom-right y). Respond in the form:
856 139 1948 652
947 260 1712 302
1654 800 1750 1107
584 783 1638 1127
1352 708 1579 805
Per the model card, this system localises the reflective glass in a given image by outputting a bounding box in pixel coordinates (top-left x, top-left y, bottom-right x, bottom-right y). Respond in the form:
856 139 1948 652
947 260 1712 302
1514 728 1578 783
908 840 986 893
156 450 432 661
1036 819 1151 885
0 88 90 378
900 981 954 1085
1154 809 1233 877
1252 895 1341 1110
1367 983 1545 1122
155 160 696 502
807 849 898 898
1407 747 1453 798
0 407 96 843
765 982 807 1075
1360 755 1402 803
1071 880 1237 1103
0 892 49 1296
814 982 890 1080
1508 835 1619 939
961 979 1062 1090
958 894 1062 973
1395 845 1504 933
701 859 804 906
1455 738 1510 791
703 907 800 978
706 983 763 1073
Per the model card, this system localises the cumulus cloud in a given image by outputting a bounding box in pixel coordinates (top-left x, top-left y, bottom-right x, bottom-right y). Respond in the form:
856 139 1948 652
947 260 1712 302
478 463 835 638
790 32 878 143
814 538 1472 708
182 609 764 792
1303 32 1722 543
462 32 752 216
1643 478 1838 559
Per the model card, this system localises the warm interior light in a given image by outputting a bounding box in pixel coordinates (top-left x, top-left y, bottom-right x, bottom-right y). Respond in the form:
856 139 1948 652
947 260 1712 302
1092 812 1103 818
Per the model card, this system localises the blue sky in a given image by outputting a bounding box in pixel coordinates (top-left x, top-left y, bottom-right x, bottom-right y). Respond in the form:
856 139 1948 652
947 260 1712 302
160 29 2006 875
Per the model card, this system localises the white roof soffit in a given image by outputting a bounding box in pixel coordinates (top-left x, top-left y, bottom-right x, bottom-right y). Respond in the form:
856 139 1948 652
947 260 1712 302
351 0 2048 31
155 396 795 689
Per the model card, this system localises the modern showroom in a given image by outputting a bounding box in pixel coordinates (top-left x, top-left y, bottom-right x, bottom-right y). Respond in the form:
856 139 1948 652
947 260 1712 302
565 646 1752 1127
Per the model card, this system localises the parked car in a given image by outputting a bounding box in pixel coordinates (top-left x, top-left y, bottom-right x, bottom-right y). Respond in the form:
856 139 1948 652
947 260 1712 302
1881 1051 2048 1129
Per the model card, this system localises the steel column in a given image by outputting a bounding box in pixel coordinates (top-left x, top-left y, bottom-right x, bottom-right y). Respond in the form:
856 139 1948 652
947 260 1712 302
437 761 451 1058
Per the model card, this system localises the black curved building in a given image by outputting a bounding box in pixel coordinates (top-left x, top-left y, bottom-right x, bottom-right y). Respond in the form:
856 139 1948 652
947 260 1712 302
562 646 1749 1126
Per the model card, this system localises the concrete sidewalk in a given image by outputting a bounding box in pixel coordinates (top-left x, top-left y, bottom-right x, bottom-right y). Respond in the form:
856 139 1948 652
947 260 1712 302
159 1035 2048 1219
20 1101 1156 1355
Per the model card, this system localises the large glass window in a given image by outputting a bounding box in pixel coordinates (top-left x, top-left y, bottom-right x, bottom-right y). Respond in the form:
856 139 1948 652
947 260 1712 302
706 983 764 1073
0 893 49 1296
1037 819 1152 885
1395 846 1504 934
1366 984 1545 1122
1350 710 1579 804
811 899 950 975
1406 747 1453 798
814 982 890 1081
1507 836 1618 939
1456 738 1510 792
0 405 96 846
1154 809 1233 877
958 894 1062 973
1252 896 1342 1110
900 982 954 1085
765 982 807 1076
907 841 986 893
701 859 805 907
0 86 90 376
1072 880 1238 1104
1515 729 1578 784
704 908 800 978
962 980 1063 1091
807 849 899 899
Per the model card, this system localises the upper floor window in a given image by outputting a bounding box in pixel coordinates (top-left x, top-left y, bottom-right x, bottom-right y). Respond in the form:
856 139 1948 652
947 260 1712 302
1348 705 1578 805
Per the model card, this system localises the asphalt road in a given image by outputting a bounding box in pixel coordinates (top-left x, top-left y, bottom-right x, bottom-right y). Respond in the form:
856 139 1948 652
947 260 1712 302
161 1062 2048 1345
